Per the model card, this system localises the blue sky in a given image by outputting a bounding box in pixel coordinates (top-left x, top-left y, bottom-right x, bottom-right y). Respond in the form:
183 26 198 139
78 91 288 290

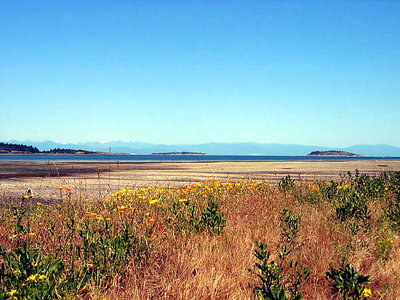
1 0 399 147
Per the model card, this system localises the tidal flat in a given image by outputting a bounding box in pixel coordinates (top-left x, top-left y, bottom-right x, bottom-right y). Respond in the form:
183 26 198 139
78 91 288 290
1 160 399 200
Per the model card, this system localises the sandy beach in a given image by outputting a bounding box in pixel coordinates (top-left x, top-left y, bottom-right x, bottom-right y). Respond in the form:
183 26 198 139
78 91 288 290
1 159 399 201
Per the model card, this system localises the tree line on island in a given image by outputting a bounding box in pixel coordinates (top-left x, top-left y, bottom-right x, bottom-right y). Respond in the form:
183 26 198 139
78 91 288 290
0 142 97 154
307 150 361 157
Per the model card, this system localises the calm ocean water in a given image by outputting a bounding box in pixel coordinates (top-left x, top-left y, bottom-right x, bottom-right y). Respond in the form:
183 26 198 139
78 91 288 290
0 154 399 162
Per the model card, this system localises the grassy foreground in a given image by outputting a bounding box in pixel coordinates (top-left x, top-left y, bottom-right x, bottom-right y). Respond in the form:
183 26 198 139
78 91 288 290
1 171 400 299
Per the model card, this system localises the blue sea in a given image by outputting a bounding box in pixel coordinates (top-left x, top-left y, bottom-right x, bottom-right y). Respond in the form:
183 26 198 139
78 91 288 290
0 154 399 162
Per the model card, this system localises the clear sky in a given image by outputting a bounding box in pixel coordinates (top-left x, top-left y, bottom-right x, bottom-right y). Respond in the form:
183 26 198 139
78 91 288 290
1 0 399 147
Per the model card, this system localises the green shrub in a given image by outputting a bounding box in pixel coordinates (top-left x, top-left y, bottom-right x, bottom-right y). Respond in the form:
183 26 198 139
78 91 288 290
326 264 371 300
336 199 370 222
199 199 226 234
384 185 400 230
249 241 309 300
279 175 295 192
280 209 300 244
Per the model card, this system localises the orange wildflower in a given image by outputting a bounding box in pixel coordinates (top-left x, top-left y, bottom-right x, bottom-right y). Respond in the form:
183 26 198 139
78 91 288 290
58 186 63 190
36 202 43 206
84 213 97 217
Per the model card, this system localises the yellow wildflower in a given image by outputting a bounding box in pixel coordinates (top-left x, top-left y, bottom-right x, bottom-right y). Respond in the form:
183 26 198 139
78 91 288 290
36 202 43 206
148 199 158 205
362 288 372 298
179 198 188 202
6 289 17 296
12 270 21 275
117 206 127 211
38 274 47 280
28 232 36 236
26 274 38 282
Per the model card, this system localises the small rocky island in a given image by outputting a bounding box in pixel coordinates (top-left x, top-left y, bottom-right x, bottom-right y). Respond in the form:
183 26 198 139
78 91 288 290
307 150 362 157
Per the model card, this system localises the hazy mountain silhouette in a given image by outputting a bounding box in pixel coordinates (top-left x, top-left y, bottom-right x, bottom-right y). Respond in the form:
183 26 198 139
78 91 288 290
6 140 400 157
343 144 400 157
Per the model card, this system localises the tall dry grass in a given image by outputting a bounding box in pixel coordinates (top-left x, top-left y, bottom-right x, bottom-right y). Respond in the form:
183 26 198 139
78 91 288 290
0 173 399 299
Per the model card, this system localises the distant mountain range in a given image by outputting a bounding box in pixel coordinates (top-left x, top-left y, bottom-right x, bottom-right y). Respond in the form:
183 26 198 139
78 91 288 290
4 140 400 157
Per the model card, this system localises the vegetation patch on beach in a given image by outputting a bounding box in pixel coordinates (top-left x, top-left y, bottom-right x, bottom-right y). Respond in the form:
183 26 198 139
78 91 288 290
0 171 400 299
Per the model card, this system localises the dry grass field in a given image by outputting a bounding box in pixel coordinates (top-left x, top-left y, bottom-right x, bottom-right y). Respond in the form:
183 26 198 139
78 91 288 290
1 160 400 299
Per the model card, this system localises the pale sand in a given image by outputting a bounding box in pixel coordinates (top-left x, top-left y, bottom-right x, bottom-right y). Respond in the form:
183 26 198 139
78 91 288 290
0 160 399 200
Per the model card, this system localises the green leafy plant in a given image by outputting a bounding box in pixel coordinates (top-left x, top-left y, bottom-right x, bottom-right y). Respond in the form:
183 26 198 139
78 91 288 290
279 175 295 191
280 209 300 244
336 199 370 222
334 184 370 225
249 241 309 300
385 190 400 230
199 199 226 234
326 264 371 300
169 199 226 234
0 243 64 300
169 200 201 233
67 220 150 291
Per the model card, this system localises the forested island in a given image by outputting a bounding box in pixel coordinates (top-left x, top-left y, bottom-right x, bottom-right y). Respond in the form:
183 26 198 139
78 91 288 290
0 142 98 155
42 148 98 154
0 142 40 153
307 150 362 157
